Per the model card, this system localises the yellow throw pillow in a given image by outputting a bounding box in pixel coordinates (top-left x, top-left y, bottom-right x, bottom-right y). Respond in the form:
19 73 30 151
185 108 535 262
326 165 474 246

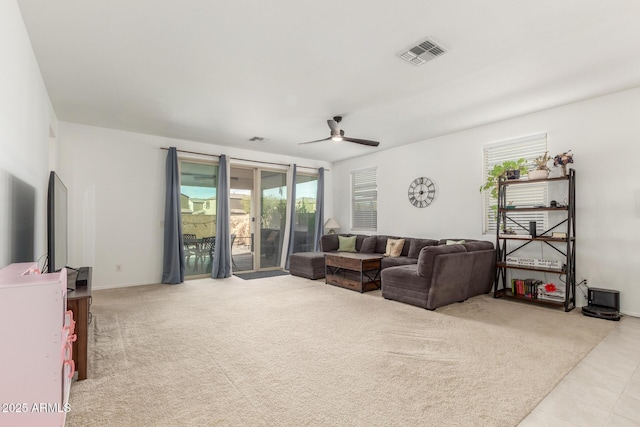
384 238 405 257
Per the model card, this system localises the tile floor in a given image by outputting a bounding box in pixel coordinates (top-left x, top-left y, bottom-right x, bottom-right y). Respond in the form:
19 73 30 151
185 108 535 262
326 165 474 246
519 314 640 426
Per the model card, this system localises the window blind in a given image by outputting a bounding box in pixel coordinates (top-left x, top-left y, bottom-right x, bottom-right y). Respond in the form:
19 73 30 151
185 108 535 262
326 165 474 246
351 167 377 231
482 134 548 234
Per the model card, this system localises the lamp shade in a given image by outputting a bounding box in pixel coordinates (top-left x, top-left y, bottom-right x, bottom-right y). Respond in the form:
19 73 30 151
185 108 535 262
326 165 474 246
324 218 341 233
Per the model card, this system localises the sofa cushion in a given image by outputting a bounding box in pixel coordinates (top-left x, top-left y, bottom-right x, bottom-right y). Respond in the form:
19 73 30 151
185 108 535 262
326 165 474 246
360 236 376 254
382 265 425 293
338 235 357 252
384 238 405 257
374 235 401 254
354 234 368 252
320 234 340 252
381 256 418 269
398 238 411 256
407 238 438 258
417 244 466 278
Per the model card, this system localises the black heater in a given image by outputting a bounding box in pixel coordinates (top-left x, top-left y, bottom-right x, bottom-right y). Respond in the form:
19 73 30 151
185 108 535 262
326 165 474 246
582 288 620 321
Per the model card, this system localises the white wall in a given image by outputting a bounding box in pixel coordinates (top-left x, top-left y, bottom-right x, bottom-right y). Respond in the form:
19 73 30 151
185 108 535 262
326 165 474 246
333 87 640 316
0 0 57 269
56 122 332 289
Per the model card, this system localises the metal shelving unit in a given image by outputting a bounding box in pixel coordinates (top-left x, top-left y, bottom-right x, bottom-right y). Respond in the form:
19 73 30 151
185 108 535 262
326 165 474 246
493 169 576 311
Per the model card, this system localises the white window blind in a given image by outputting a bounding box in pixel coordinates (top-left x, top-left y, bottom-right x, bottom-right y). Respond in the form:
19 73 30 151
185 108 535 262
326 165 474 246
482 134 548 234
351 167 377 231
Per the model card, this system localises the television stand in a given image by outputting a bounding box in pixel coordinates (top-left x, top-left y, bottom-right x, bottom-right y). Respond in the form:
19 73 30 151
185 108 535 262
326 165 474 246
66 268 77 291
76 266 90 286
67 267 92 380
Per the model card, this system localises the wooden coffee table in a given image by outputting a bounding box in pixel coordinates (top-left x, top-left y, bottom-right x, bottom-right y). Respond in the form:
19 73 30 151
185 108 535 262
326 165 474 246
325 253 383 293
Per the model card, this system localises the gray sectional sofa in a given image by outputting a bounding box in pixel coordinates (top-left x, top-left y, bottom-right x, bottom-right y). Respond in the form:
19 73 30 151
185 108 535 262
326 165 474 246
289 233 495 310
380 239 495 310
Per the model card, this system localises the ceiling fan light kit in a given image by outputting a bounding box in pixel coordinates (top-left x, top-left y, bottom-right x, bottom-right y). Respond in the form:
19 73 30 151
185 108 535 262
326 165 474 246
299 116 380 147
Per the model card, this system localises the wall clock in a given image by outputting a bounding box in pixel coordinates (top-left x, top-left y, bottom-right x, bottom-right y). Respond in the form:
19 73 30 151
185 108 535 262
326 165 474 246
408 177 436 208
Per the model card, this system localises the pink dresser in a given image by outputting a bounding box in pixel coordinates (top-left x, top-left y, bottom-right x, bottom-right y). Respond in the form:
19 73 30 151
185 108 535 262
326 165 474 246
0 263 75 427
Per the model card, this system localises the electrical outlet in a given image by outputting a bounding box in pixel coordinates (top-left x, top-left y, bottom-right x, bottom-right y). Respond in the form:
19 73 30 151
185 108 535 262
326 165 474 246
115 264 122 272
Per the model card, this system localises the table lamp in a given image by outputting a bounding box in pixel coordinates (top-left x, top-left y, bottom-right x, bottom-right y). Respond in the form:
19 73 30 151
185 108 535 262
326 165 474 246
324 218 341 234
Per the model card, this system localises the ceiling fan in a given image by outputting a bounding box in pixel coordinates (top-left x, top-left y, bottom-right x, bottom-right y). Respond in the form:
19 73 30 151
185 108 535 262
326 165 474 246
299 116 380 147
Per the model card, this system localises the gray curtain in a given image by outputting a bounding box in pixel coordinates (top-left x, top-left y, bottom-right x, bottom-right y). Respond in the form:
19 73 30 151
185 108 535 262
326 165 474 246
162 147 185 284
284 164 297 269
313 167 325 251
212 154 231 278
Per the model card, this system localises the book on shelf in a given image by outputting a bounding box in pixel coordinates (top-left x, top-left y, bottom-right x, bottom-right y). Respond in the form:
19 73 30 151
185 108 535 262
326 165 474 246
511 278 542 299
499 234 533 239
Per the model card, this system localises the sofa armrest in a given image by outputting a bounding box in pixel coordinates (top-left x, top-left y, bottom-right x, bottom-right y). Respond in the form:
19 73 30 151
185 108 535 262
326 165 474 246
467 249 496 297
426 252 474 310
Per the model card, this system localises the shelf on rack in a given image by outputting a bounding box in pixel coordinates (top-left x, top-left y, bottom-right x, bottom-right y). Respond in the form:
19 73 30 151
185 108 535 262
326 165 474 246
500 207 568 212
498 236 574 242
497 262 565 274
499 176 569 186
494 288 566 307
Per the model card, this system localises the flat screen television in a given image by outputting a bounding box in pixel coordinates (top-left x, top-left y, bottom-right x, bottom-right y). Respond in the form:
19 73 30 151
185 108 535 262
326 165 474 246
47 171 68 273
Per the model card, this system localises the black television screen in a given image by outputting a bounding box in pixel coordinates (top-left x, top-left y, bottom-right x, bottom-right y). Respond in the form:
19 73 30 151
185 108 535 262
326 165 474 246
47 171 68 273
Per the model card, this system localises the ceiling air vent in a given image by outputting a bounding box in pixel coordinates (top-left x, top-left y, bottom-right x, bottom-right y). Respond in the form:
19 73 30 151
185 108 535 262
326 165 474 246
398 37 448 66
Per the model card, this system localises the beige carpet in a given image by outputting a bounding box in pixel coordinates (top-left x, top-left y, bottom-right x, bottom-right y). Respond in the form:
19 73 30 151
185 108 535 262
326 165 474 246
67 275 617 426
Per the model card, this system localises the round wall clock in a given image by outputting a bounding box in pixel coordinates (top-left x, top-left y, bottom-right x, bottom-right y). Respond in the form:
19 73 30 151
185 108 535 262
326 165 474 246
408 177 436 208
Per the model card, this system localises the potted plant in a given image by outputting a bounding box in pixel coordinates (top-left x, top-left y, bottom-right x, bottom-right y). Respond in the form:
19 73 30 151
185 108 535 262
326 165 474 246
553 150 574 176
479 158 528 200
480 158 528 226
528 151 552 180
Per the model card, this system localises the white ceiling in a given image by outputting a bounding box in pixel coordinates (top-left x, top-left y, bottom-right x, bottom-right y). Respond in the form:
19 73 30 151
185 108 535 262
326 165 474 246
17 0 640 163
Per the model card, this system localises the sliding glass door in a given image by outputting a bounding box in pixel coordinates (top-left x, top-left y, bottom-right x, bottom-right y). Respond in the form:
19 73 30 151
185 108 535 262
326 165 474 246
291 173 318 253
180 160 218 277
259 170 287 269
180 163 314 274
229 167 254 272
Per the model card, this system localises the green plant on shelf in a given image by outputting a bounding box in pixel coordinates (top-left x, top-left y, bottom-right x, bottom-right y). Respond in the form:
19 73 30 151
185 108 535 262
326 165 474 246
479 158 527 199
480 158 528 220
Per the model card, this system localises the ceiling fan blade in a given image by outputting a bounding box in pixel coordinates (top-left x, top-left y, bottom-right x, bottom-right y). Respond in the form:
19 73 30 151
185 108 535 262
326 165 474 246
343 137 380 147
298 137 331 145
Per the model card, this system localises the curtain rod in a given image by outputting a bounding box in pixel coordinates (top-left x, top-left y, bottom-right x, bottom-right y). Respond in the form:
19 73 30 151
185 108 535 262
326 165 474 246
160 147 329 171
